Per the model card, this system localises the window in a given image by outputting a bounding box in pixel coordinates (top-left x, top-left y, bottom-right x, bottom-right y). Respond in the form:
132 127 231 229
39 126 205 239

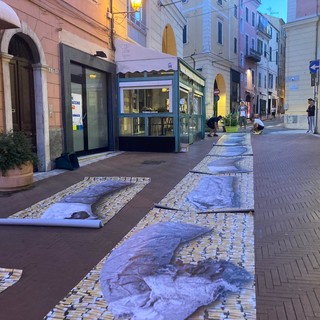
276 51 278 65
252 12 255 26
234 37 237 54
269 47 272 61
264 43 267 58
251 38 255 50
218 21 223 44
183 25 187 44
276 32 279 42
268 73 273 89
240 18 244 33
258 72 261 87
264 75 267 89
217 0 222 5
127 0 146 31
120 81 173 114
245 34 249 55
234 4 238 18
240 52 244 67
257 39 263 54
245 7 249 22
240 0 244 9
252 70 255 85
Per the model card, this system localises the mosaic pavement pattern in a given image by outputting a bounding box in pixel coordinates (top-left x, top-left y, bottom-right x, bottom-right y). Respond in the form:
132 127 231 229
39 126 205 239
9 177 150 225
44 133 256 319
191 155 253 175
0 268 23 294
215 133 252 146
208 145 253 157
44 208 255 320
156 172 254 213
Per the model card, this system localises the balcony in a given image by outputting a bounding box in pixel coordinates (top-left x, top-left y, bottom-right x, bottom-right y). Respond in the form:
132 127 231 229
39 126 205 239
257 23 272 39
245 48 262 62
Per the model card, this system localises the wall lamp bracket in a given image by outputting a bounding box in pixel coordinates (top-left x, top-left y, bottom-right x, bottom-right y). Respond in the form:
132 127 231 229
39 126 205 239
106 9 138 19
158 0 182 7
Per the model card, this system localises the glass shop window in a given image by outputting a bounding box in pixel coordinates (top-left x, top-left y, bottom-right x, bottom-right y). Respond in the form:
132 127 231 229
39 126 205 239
120 117 145 136
122 87 171 113
149 117 174 136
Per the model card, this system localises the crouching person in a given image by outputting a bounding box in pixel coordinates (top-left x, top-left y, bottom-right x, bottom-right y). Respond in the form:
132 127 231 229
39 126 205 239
207 115 222 137
252 114 264 134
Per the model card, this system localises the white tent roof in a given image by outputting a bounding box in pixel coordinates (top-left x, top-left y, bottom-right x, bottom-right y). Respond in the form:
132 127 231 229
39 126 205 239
0 1 21 29
115 38 178 74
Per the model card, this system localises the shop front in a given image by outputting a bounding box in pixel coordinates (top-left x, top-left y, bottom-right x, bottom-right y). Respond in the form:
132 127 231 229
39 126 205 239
116 39 205 152
60 44 117 156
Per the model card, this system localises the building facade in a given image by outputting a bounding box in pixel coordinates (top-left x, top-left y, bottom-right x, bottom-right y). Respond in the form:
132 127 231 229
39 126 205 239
239 0 261 117
182 0 240 118
284 0 320 129
0 0 204 172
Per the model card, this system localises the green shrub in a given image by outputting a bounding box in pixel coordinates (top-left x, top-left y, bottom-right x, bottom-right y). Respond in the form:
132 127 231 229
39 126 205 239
222 113 238 126
0 131 38 175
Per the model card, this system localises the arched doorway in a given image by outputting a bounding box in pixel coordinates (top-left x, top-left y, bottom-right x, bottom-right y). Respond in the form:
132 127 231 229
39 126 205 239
8 34 38 153
162 24 177 56
214 74 227 116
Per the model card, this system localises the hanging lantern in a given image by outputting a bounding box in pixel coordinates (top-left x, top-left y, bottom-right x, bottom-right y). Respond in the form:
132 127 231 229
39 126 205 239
130 0 142 11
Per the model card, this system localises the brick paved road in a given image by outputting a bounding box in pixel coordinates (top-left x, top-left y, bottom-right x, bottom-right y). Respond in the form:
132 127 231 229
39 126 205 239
253 131 320 320
2 123 320 320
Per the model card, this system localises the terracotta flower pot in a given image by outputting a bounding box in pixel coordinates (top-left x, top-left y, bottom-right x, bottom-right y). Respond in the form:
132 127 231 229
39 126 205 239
0 162 33 192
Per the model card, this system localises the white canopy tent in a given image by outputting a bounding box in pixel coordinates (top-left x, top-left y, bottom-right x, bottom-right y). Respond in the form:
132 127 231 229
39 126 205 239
114 38 178 74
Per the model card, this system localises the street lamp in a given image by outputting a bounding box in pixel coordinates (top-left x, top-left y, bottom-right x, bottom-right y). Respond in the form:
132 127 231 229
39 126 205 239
108 0 143 49
130 0 143 11
108 0 142 16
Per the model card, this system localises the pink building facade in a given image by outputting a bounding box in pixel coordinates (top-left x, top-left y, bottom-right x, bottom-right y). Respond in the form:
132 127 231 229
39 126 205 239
238 0 261 117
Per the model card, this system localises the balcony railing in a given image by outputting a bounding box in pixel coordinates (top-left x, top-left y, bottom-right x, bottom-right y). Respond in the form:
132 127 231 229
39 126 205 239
257 23 272 39
245 48 262 62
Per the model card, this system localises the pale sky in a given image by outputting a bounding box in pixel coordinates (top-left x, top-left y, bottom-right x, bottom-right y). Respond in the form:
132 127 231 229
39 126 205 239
258 0 288 22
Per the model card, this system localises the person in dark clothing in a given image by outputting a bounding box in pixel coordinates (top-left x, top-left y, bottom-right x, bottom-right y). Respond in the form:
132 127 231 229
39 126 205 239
306 98 315 133
207 115 222 137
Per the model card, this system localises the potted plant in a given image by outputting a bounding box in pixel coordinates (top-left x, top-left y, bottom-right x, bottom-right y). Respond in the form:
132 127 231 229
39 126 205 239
222 113 239 133
0 130 38 191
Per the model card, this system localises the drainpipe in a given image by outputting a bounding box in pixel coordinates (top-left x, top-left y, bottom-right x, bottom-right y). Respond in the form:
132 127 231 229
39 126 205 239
109 0 116 51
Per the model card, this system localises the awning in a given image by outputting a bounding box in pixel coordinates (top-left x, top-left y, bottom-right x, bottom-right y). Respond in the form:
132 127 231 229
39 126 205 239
0 1 21 29
115 38 178 73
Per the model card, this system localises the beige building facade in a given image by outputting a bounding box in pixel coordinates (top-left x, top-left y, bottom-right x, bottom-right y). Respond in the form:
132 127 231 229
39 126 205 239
284 0 320 129
182 0 239 117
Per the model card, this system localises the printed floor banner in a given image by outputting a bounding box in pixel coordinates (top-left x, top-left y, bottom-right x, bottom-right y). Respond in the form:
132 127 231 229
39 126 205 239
44 208 255 320
0 177 150 228
191 156 253 175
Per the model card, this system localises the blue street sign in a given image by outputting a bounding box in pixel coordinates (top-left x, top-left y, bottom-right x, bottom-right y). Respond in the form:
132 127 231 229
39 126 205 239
309 60 320 73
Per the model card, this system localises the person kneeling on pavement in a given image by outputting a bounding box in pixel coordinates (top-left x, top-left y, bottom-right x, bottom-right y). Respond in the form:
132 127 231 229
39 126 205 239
252 114 264 134
207 115 222 137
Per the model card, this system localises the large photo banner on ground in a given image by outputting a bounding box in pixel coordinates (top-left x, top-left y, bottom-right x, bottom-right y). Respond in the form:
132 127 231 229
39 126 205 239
44 208 255 320
156 172 254 213
0 177 150 228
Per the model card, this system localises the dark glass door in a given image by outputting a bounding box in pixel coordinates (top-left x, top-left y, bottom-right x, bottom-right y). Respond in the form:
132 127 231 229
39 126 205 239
71 63 108 154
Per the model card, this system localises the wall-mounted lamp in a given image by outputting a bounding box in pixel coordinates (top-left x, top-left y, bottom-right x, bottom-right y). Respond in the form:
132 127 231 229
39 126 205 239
94 51 107 58
107 0 142 18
